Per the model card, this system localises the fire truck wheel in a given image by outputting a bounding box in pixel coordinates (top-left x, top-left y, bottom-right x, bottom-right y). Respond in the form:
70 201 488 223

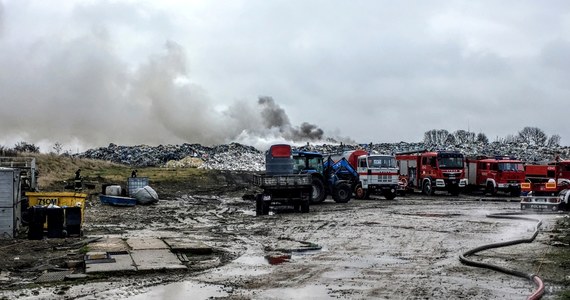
449 186 460 196
510 188 521 197
354 184 370 200
384 190 396 200
301 201 310 213
333 183 352 203
310 178 326 204
262 201 270 215
255 195 264 216
486 183 497 196
422 181 433 196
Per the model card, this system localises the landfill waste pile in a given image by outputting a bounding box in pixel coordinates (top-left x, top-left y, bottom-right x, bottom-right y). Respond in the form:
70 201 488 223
77 141 570 171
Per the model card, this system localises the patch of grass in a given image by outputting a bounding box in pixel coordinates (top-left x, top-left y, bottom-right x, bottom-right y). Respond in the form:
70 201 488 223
548 217 570 299
557 290 570 300
30 153 214 190
79 245 90 254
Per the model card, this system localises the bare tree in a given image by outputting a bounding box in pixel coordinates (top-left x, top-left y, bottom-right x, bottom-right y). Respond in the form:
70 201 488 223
453 130 476 145
52 142 63 155
547 134 561 147
503 134 519 144
518 127 547 146
445 134 456 145
476 132 489 144
423 129 451 147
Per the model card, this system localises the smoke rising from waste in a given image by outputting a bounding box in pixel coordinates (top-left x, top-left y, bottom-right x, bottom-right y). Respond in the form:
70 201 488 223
0 39 335 151
257 96 325 142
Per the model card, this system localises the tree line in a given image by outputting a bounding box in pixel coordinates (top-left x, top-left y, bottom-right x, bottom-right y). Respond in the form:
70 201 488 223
423 127 561 148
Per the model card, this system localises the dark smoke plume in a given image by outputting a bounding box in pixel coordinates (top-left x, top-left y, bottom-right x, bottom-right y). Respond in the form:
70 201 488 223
257 96 325 141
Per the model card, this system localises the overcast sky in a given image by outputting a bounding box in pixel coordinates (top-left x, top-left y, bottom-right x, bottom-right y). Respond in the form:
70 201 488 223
1 1 569 152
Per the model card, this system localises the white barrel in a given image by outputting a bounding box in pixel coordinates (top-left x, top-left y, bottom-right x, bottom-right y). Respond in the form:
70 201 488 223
105 185 122 196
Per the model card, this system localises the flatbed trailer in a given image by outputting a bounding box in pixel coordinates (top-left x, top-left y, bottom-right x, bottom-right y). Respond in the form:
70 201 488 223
252 173 312 215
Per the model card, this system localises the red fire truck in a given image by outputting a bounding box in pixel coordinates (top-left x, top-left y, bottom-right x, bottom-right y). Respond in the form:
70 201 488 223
520 160 570 211
465 156 525 196
396 150 467 196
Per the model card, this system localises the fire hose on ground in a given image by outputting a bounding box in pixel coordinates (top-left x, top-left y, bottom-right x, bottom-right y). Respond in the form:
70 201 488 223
459 212 545 300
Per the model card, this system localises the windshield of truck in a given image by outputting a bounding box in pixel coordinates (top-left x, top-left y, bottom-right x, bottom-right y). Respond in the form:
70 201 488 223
498 162 523 171
437 153 464 169
368 156 396 168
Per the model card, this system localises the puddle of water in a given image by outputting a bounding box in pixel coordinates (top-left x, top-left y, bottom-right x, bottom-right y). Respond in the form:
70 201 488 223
125 281 228 300
240 209 256 216
260 284 336 300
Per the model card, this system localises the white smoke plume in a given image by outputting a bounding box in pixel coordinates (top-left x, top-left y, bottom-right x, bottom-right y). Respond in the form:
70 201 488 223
0 33 337 152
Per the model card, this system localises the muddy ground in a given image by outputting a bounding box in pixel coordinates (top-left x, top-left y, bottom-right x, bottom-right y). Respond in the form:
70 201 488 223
1 174 569 300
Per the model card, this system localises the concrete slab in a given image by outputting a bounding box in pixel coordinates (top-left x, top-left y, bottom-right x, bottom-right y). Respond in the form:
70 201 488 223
35 271 74 283
126 237 168 250
163 238 213 254
85 253 136 274
130 249 187 271
88 237 129 253
85 252 108 260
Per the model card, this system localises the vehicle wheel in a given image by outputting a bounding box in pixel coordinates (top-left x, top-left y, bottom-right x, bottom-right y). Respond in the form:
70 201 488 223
384 190 396 200
486 183 497 196
422 181 433 196
449 186 460 196
520 204 526 210
354 184 370 200
301 201 309 213
293 203 300 212
310 178 326 204
262 201 270 215
333 183 352 203
255 195 264 216
510 188 521 197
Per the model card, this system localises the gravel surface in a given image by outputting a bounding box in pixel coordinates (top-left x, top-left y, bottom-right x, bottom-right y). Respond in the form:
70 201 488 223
2 193 566 300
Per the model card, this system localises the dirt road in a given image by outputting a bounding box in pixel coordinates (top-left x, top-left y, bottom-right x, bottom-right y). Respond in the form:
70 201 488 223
1 194 566 299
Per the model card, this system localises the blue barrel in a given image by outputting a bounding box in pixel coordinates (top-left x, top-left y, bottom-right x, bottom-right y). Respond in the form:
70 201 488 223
46 207 64 238
27 206 46 240
65 207 82 236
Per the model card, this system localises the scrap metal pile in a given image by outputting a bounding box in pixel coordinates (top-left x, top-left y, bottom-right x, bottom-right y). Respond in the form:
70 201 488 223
76 141 570 171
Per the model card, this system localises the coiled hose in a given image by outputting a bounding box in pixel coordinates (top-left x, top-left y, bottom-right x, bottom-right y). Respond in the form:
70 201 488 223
459 212 545 300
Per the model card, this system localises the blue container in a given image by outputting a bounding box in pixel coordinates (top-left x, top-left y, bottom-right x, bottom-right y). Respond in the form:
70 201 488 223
27 206 45 240
65 207 82 236
46 207 64 238
265 153 294 175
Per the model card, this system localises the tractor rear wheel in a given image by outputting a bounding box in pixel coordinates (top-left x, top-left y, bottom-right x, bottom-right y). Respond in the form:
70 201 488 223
310 178 326 203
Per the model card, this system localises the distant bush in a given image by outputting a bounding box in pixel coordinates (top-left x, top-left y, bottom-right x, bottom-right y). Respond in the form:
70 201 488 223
0 146 18 157
13 141 40 153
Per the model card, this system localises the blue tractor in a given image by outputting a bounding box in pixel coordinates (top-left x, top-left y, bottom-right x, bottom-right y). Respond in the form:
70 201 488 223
292 151 357 203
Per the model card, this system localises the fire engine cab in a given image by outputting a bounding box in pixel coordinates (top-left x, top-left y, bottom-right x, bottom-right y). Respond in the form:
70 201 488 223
396 150 467 196
465 156 525 196
520 160 570 211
